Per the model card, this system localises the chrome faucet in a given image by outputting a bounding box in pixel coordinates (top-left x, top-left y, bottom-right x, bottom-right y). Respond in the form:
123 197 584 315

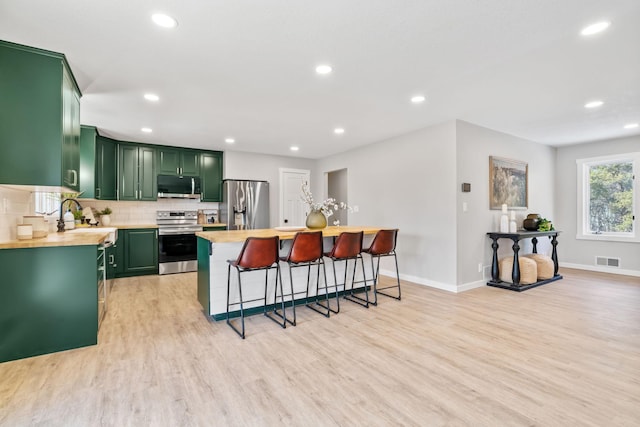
57 198 83 232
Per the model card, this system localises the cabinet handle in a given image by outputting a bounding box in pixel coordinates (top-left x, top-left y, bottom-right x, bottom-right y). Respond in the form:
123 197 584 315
96 187 101 198
70 170 78 186
109 254 114 264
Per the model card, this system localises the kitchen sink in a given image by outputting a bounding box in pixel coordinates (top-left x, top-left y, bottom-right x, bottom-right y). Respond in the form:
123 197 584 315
65 227 118 243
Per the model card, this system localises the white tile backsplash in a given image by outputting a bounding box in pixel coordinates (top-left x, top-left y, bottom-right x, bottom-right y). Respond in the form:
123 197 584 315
0 186 34 241
79 198 220 225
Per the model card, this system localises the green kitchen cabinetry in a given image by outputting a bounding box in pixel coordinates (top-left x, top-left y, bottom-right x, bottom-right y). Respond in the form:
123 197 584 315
119 144 157 201
106 242 122 279
95 136 118 200
200 151 223 202
80 128 118 200
203 225 226 231
158 147 200 176
0 245 98 363
121 228 158 276
0 40 81 191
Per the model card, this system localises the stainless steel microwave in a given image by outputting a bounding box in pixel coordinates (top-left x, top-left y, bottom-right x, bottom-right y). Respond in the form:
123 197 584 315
157 175 201 199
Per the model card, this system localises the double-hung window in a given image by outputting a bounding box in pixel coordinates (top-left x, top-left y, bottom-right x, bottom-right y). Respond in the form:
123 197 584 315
576 153 638 242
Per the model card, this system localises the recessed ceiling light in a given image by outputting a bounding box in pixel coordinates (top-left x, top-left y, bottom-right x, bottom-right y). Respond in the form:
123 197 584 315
141 127 153 133
152 13 178 28
623 123 639 129
290 146 300 151
581 21 610 36
584 100 604 109
144 93 159 102
225 138 235 144
411 95 426 104
334 128 345 135
315 65 332 75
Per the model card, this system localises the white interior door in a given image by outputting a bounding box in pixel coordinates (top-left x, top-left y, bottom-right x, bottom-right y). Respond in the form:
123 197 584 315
279 168 310 226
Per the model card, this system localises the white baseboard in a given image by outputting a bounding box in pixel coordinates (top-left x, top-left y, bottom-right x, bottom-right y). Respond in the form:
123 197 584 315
379 269 484 293
560 262 640 278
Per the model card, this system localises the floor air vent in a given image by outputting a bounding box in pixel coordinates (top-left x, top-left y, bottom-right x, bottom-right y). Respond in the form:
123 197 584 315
596 256 620 268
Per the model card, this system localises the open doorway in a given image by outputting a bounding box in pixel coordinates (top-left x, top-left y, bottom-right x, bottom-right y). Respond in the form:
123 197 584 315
327 168 348 226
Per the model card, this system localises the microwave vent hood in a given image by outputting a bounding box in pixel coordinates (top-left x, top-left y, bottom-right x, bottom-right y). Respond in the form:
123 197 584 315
157 175 201 199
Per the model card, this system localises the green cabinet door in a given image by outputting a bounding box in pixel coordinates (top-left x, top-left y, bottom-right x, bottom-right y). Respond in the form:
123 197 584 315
181 150 200 176
106 242 122 279
79 126 97 198
139 146 157 201
158 147 200 176
123 229 158 276
96 136 118 200
158 148 181 175
118 144 156 201
201 152 223 202
119 145 139 200
0 41 81 190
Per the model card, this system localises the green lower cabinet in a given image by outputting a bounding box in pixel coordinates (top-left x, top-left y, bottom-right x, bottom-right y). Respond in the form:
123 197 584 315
203 226 227 231
122 228 158 276
106 242 122 279
0 245 98 363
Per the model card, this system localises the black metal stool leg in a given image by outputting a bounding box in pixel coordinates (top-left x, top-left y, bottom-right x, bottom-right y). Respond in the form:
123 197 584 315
344 255 370 308
265 265 288 328
375 252 402 300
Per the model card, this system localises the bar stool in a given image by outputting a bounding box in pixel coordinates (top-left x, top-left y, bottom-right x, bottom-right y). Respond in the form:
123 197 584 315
226 236 286 339
324 231 370 311
279 231 330 323
363 229 401 304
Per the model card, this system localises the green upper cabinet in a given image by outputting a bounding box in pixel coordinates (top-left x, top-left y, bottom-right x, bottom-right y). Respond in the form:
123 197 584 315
79 126 97 198
158 147 200 176
119 143 157 201
80 128 116 200
0 40 81 191
201 151 223 202
95 136 118 200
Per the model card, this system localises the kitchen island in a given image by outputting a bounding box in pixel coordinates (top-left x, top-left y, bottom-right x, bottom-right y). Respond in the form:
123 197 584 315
196 226 383 319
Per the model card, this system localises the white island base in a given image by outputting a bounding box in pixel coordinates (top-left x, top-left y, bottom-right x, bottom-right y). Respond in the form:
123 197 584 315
196 226 384 320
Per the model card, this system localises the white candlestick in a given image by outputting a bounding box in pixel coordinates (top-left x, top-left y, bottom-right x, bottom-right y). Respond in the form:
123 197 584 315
501 204 508 214
510 210 516 220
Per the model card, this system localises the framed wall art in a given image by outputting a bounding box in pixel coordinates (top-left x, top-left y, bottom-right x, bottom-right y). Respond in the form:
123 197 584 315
489 156 528 210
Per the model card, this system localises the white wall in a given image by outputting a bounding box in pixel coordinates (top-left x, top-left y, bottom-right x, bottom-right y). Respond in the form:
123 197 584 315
0 186 33 241
455 121 556 287
555 135 640 275
327 168 348 226
316 121 459 289
224 151 316 228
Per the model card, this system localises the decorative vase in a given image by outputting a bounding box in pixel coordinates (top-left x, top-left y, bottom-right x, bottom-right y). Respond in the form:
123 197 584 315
306 209 327 229
523 213 540 231
101 214 111 226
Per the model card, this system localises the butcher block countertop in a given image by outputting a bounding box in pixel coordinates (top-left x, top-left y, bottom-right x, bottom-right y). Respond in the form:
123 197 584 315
0 231 111 249
196 226 384 244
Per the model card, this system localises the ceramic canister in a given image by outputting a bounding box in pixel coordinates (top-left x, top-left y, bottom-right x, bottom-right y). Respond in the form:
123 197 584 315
23 215 48 238
16 224 33 240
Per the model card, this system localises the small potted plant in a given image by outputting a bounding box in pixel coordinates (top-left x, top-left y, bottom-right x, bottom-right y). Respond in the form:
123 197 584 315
99 207 112 226
73 209 84 225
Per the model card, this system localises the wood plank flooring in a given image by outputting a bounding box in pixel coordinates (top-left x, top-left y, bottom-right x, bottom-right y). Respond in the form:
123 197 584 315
1 269 639 426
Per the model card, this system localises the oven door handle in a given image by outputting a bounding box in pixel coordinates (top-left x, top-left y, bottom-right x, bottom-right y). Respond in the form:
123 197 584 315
158 228 203 236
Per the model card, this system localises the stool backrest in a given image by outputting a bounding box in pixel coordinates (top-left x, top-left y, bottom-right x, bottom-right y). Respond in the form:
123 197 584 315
367 229 398 255
286 231 323 263
236 236 280 269
327 231 363 259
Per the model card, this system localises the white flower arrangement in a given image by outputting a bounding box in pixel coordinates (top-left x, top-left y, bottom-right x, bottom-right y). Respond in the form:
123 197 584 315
301 182 356 223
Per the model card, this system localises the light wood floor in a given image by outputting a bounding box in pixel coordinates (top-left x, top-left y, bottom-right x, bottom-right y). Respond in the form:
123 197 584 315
1 269 639 426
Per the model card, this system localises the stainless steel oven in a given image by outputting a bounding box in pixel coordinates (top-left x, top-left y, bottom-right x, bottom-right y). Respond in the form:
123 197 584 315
157 210 203 275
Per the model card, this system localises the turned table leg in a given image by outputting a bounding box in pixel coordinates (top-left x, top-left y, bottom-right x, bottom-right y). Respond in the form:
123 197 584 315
551 234 559 276
491 238 500 282
511 239 521 286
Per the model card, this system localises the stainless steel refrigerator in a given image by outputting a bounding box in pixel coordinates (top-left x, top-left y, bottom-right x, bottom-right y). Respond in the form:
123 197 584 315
220 180 270 230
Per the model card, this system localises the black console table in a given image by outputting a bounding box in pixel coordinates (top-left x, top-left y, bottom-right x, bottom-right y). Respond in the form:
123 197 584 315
486 230 562 291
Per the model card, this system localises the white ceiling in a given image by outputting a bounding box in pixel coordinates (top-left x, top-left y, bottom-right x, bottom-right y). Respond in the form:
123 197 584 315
1 0 639 159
